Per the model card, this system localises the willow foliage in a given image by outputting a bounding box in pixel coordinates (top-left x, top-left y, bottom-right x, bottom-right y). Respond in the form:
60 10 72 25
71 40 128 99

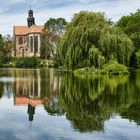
58 11 134 69
100 26 134 66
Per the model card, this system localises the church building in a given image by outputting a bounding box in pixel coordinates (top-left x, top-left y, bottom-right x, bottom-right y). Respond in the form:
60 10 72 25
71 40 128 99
13 9 44 57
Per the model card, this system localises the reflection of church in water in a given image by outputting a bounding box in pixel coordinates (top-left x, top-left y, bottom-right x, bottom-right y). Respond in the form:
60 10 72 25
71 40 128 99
14 76 48 122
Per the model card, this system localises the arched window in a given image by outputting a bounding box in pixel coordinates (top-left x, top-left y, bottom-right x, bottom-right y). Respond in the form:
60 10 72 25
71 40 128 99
34 36 38 53
30 36 33 52
19 37 23 45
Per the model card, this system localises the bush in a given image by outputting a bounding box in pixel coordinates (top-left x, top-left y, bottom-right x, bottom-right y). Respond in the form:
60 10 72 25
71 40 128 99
103 60 129 75
74 61 129 75
14 57 40 68
0 56 12 64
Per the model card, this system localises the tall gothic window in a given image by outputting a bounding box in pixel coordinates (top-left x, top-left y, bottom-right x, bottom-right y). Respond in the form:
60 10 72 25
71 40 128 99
34 36 38 53
19 37 23 45
30 36 33 52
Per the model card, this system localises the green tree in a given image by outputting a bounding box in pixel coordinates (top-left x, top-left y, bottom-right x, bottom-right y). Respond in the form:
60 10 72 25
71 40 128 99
41 18 67 60
3 34 14 56
58 11 134 69
116 9 140 67
0 34 4 56
116 9 140 50
0 34 14 64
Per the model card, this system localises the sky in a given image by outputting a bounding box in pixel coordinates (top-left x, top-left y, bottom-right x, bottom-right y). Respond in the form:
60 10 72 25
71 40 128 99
0 0 140 35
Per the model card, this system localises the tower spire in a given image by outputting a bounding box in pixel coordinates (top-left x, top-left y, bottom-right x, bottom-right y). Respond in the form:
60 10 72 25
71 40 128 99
29 0 32 11
27 4 35 27
29 0 31 10
30 4 31 10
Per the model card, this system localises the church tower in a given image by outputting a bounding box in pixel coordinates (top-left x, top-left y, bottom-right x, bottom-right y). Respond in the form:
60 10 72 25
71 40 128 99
27 9 35 27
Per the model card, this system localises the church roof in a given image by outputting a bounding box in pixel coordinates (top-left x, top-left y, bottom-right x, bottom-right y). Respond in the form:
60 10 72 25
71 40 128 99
14 25 44 36
28 25 44 34
14 26 29 35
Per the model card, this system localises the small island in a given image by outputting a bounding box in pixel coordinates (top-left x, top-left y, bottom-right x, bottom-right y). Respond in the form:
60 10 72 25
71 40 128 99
74 60 129 75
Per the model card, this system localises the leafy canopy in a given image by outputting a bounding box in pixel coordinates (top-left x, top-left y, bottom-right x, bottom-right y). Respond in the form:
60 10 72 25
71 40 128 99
58 11 134 69
116 9 140 67
116 9 140 50
41 18 67 59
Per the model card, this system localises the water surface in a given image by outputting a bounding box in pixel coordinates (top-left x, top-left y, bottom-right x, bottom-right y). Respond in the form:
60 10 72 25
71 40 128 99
0 68 139 140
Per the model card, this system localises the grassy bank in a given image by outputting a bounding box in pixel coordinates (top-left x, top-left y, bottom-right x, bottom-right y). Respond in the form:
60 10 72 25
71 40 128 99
0 57 55 68
0 57 130 76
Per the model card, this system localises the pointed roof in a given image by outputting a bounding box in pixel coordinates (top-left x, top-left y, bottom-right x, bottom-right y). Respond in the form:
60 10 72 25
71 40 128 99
14 25 44 36
28 25 44 34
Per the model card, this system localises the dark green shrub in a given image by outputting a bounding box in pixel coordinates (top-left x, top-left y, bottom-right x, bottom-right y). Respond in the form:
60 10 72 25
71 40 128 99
0 56 12 64
14 57 40 68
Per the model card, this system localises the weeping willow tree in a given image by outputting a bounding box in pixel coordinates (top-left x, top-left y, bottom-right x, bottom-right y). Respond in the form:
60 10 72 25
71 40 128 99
57 11 134 69
100 26 134 66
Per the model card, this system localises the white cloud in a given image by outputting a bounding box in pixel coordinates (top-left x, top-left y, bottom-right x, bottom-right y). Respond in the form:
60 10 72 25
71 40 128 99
0 0 140 35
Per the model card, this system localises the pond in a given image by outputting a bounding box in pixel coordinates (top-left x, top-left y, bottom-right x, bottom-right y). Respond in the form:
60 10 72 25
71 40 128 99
0 68 139 140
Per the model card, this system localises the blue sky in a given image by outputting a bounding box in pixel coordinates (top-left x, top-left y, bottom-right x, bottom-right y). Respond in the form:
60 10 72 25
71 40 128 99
0 0 140 35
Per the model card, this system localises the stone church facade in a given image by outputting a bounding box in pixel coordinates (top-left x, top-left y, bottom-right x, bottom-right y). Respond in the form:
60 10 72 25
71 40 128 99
13 9 44 57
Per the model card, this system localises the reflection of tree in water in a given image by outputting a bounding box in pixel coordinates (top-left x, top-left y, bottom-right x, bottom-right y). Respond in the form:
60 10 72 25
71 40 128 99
0 82 14 98
121 103 140 125
0 69 139 132
54 73 140 132
44 69 64 116
119 71 140 125
44 95 64 116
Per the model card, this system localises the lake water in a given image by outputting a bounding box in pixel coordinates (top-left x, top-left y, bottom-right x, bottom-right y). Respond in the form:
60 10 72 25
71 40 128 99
0 68 139 140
